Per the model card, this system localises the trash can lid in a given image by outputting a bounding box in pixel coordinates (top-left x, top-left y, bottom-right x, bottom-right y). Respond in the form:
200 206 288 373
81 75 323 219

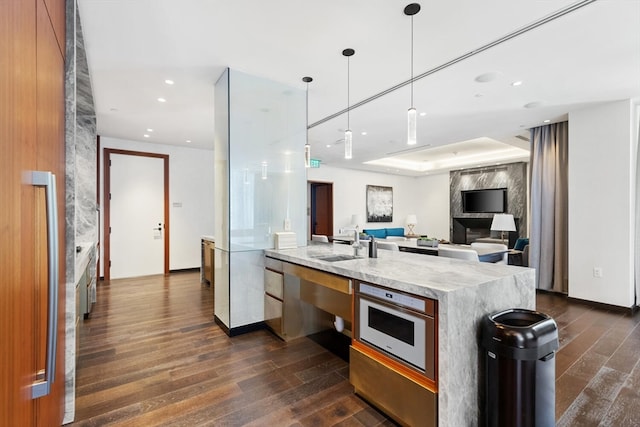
482 308 559 359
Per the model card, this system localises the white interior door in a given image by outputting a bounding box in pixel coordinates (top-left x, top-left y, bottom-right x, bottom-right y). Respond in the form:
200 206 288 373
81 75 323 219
109 153 165 279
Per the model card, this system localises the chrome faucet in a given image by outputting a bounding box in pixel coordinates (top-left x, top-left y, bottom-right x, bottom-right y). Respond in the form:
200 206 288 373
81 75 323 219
341 227 363 256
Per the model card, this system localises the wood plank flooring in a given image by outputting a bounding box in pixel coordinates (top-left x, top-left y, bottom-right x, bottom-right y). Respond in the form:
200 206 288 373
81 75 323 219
69 272 640 426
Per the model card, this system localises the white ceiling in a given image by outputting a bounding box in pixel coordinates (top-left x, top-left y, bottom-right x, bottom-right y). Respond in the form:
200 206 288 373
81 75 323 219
78 0 640 176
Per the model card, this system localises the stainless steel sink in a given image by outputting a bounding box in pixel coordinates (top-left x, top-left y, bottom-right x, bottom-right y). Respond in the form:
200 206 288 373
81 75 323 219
313 254 360 262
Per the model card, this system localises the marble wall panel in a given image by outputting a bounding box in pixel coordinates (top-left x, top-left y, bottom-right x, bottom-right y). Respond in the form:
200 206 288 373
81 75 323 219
63 1 97 423
449 162 527 240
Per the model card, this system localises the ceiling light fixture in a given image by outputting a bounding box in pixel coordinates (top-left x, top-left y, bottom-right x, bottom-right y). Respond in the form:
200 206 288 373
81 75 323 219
165 79 174 85
147 128 153 132
157 97 166 103
405 3 420 145
511 81 523 87
342 48 355 160
302 76 313 168
186 139 191 143
143 134 150 138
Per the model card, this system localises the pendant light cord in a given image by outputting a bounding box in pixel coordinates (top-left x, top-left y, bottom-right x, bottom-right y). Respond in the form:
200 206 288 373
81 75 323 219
347 55 350 130
410 14 414 107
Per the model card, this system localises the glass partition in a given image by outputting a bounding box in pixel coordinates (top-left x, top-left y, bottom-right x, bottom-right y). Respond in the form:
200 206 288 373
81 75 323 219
227 69 307 251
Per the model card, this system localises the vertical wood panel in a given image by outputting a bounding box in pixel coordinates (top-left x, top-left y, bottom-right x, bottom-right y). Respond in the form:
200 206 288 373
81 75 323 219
42 0 66 59
0 0 38 425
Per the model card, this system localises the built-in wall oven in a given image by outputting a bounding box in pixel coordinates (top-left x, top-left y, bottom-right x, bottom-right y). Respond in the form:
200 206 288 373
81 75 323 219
355 282 436 381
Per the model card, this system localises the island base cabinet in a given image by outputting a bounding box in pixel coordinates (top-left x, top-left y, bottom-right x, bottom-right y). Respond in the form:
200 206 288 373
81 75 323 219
350 346 437 427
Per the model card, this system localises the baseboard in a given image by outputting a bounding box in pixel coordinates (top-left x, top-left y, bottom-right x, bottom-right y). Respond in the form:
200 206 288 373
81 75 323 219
214 316 266 337
567 295 636 315
169 267 200 274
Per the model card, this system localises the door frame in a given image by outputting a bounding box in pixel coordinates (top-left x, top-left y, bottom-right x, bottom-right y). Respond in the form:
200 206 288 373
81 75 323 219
308 180 334 239
104 148 170 280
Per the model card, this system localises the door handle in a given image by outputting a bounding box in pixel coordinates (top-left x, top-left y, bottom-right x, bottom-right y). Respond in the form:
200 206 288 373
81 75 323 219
30 171 59 399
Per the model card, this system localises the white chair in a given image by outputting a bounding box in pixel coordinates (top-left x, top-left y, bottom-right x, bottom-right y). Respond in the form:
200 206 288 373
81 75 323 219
471 242 508 264
376 241 399 251
438 246 479 262
385 236 407 242
311 234 329 243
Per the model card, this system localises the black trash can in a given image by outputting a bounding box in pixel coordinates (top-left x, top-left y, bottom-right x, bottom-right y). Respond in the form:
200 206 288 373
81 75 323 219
482 308 559 427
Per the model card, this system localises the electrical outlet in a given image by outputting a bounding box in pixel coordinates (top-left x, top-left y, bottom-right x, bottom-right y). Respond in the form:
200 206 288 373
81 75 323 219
593 267 603 278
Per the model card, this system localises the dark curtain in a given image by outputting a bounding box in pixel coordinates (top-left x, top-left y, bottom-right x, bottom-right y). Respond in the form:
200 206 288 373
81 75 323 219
529 122 568 292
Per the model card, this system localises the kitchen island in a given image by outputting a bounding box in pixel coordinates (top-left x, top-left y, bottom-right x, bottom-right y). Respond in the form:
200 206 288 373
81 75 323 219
264 243 535 426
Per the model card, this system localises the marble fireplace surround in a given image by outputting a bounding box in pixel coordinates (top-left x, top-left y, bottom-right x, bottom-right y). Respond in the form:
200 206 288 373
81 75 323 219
452 216 520 247
449 162 528 246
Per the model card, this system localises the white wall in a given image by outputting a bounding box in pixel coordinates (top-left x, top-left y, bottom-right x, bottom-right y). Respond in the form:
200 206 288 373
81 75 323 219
307 165 450 238
568 100 637 307
414 172 451 240
99 136 215 273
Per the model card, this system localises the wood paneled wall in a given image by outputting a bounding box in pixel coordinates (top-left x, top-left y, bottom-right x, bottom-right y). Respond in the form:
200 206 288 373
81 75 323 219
1 0 66 425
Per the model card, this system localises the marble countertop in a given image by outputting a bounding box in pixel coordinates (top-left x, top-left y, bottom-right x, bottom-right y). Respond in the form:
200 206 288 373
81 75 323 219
264 243 532 301
75 242 95 285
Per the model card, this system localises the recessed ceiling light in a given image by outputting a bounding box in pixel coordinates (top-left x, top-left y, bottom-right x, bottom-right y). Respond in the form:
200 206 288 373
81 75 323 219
165 79 174 85
326 144 332 148
186 139 191 143
147 128 154 132
143 134 150 138
511 81 523 87
524 101 542 109
361 131 367 136
543 119 551 123
157 97 166 103
474 72 499 83
419 112 427 117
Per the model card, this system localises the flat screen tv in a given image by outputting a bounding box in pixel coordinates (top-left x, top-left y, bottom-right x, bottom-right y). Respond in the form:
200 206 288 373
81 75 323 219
462 188 507 213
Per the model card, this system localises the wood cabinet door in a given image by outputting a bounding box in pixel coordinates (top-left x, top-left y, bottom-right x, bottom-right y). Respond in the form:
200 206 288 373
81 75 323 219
34 0 66 423
1 0 38 424
0 0 66 425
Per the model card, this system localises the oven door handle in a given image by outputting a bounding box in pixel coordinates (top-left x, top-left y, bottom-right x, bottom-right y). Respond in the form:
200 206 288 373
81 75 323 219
30 171 59 399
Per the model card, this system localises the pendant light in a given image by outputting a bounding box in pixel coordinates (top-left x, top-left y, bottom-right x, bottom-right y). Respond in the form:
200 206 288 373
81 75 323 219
302 76 313 168
343 48 355 159
405 3 420 145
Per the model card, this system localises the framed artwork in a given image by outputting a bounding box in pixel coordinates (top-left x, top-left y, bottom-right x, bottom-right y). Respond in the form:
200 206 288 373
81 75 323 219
366 185 393 222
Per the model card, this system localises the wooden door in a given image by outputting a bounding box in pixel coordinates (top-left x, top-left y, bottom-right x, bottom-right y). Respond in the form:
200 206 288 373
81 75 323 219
310 182 333 237
0 0 66 425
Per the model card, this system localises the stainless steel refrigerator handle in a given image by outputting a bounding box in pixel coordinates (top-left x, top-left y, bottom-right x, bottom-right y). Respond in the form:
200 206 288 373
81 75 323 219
30 171 59 399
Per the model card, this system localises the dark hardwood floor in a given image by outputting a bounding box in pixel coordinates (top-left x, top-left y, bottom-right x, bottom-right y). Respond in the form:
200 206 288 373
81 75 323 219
69 272 640 426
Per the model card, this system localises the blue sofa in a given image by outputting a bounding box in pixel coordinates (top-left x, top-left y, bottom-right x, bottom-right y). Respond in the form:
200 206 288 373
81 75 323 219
362 227 405 240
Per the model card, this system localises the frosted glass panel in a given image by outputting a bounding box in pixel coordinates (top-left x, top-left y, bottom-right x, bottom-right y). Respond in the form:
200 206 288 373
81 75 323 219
228 69 307 250
214 69 230 251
